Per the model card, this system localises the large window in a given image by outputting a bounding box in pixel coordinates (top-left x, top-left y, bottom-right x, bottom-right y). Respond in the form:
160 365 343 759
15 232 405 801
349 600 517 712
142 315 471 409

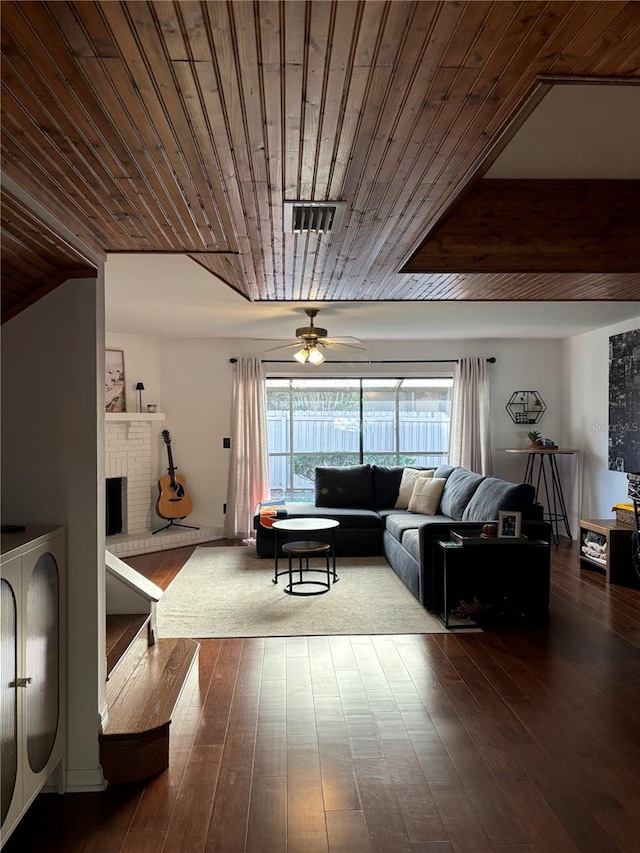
266 377 453 501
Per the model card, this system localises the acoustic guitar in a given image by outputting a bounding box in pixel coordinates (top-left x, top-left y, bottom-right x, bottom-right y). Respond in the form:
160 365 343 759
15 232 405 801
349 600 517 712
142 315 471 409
156 430 194 520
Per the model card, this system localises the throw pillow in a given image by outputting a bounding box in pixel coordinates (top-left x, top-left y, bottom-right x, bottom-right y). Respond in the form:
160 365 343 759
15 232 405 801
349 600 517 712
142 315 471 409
438 467 485 520
395 468 434 509
462 478 535 522
408 477 446 514
315 464 374 508
371 465 405 508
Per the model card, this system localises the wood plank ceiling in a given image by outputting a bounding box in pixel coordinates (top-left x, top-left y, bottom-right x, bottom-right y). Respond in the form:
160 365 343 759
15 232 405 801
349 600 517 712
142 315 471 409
1 0 640 319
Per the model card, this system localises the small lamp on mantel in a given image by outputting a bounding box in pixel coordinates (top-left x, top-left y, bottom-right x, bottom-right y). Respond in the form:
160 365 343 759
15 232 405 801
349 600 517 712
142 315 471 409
135 382 145 413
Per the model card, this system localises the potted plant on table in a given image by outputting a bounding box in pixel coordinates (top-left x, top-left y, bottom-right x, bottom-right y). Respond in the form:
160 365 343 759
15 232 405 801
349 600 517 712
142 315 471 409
527 430 543 448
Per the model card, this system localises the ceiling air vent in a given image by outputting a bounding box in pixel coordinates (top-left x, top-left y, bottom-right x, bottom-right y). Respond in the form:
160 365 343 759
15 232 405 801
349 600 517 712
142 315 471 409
283 201 347 234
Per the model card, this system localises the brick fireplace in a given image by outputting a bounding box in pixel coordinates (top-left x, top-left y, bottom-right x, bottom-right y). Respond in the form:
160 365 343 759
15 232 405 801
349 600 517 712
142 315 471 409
105 413 219 557
105 418 154 535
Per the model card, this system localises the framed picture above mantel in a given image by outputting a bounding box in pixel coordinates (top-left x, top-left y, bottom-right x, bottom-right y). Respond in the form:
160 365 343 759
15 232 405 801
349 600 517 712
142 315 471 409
105 349 126 413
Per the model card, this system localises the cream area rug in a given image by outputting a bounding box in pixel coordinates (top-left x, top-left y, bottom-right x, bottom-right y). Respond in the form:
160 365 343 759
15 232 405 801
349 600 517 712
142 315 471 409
156 546 449 638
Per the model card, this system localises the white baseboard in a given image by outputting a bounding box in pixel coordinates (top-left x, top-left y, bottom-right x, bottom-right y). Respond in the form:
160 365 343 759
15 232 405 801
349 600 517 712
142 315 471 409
63 766 107 792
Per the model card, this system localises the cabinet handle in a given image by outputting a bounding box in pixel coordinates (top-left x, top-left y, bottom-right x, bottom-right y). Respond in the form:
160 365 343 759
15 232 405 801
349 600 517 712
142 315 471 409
9 677 32 688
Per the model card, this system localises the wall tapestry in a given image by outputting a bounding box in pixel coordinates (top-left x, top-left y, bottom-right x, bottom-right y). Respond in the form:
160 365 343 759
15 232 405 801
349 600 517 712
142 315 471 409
609 328 640 472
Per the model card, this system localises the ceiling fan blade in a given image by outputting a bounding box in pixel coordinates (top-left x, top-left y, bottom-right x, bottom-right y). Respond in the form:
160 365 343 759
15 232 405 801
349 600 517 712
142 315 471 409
261 341 305 353
319 338 367 351
321 335 363 345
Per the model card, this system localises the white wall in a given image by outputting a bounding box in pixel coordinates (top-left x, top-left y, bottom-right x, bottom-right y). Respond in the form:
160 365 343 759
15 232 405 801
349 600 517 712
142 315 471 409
106 331 162 414
563 314 640 524
1 277 106 792
155 335 565 531
160 338 234 529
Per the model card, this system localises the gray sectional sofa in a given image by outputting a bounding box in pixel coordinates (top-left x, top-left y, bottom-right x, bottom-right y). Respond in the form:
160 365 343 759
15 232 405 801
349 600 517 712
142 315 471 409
254 463 551 613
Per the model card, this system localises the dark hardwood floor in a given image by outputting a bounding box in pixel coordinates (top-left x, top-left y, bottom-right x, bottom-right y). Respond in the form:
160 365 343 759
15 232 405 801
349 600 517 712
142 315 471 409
6 538 640 852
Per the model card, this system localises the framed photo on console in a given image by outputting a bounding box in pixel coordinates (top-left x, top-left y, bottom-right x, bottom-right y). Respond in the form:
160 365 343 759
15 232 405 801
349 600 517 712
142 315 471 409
498 510 521 538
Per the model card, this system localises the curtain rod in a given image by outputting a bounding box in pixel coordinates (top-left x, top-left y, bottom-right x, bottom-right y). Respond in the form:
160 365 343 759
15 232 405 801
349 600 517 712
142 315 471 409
229 357 496 364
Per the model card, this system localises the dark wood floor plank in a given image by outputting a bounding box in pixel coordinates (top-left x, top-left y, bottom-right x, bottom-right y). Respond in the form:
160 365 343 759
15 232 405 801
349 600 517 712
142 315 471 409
204 717 258 853
78 786 145 853
262 636 287 680
253 677 287 777
161 744 222 853
315 694 349 740
395 641 457 715
193 637 245 746
381 738 448 844
596 761 640 820
187 636 222 706
329 635 359 671
399 708 460 783
228 638 265 725
429 712 529 845
500 780 580 852
245 775 287 853
453 636 530 729
129 746 190 832
579 711 640 784
500 731 620 853
287 642 317 737
325 809 373 853
596 809 640 853
353 757 413 853
318 733 362 812
287 732 329 853
309 635 341 697
415 636 529 783
371 635 413 683
120 830 167 853
428 781 493 852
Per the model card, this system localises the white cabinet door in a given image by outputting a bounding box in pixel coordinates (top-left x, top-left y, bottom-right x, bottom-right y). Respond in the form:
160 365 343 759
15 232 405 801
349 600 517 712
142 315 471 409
0 554 24 840
1 529 65 846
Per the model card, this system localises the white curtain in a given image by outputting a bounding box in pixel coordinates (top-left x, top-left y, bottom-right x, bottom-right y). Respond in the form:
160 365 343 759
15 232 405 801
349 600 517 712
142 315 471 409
223 357 271 540
448 357 493 475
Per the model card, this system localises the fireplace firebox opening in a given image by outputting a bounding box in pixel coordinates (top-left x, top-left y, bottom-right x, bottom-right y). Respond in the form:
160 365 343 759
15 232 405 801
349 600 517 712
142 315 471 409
106 477 126 536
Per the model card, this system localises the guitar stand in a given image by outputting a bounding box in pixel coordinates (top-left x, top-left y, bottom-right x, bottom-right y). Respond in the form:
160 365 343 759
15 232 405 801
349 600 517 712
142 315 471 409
153 518 200 534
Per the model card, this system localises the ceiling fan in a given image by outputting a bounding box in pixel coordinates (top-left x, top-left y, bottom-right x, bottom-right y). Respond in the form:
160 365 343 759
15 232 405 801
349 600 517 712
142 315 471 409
265 308 366 365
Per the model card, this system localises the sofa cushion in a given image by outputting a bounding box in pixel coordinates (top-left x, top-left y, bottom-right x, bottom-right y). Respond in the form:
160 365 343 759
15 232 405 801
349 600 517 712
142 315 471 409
401 528 421 563
395 468 434 509
385 512 431 542
408 477 446 515
434 464 456 480
372 465 405 508
462 477 536 522
268 503 382 529
439 467 486 520
315 464 374 509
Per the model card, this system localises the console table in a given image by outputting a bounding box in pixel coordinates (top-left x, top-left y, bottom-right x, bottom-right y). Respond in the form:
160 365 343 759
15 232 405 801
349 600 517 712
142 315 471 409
433 535 550 629
504 448 580 546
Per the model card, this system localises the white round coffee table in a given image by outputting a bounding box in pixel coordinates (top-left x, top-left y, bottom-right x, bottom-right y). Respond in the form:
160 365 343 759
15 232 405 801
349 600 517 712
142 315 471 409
272 518 339 594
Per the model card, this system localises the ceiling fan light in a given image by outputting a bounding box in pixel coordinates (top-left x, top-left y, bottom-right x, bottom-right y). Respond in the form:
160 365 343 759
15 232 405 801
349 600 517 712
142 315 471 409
293 347 309 364
308 346 325 365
